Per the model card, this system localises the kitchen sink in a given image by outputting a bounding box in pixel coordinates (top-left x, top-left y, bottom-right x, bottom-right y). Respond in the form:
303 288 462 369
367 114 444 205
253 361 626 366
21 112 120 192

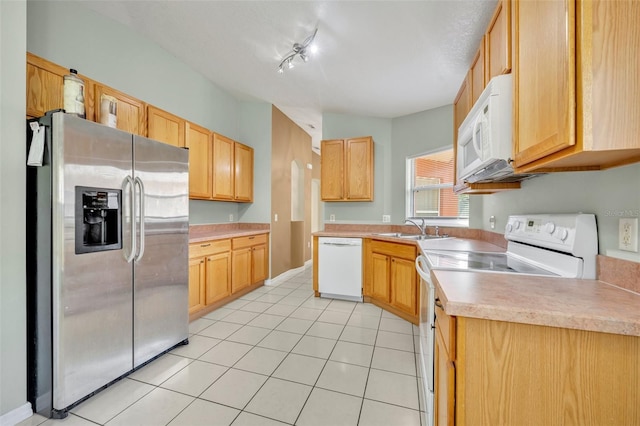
375 232 450 240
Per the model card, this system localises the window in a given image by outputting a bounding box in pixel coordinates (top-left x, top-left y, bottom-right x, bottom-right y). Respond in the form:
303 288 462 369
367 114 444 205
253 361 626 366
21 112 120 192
406 148 469 226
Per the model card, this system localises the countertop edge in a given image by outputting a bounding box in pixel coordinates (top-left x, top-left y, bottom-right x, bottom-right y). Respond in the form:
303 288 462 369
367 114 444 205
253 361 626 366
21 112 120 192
189 229 270 243
433 272 640 338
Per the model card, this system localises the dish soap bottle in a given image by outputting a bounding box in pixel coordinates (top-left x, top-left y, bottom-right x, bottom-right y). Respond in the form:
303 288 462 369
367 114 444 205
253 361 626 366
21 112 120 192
63 69 85 118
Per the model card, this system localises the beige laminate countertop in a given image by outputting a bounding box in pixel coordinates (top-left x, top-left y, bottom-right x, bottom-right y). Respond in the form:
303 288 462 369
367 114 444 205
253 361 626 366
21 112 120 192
314 231 505 252
433 269 640 337
189 229 269 244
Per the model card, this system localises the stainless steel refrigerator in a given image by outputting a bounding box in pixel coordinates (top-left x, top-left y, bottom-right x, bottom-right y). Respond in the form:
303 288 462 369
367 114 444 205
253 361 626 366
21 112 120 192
26 111 189 418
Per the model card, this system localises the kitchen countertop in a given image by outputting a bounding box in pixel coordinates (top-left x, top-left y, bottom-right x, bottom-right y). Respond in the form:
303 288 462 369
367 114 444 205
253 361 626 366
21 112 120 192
432 269 640 337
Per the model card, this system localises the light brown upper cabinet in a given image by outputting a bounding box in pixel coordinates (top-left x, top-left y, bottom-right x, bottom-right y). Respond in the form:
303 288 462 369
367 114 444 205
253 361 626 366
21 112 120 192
470 42 486 106
26 53 95 120
486 0 512 81
211 133 254 202
234 142 254 202
147 105 185 148
95 84 146 136
185 121 212 199
513 0 640 172
321 136 374 201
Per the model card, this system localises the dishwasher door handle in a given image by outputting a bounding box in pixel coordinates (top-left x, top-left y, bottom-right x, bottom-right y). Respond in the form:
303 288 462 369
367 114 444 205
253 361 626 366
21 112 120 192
320 242 359 247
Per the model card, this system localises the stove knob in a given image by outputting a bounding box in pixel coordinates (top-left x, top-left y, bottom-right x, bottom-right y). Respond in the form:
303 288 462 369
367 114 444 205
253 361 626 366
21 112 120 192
545 222 556 234
556 227 569 241
506 223 513 233
514 220 522 230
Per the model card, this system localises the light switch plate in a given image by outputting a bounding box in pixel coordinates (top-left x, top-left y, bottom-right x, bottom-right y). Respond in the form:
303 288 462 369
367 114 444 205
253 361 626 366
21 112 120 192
329 214 335 222
229 214 234 222
619 218 638 252
382 215 390 223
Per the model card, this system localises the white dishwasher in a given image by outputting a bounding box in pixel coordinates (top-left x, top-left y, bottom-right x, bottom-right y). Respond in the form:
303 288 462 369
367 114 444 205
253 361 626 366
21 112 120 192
318 237 363 302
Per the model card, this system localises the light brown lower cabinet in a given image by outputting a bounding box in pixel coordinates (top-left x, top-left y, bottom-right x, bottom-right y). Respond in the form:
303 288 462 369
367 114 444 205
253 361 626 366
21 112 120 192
188 239 231 315
232 234 268 293
189 233 268 319
363 239 418 324
435 290 640 425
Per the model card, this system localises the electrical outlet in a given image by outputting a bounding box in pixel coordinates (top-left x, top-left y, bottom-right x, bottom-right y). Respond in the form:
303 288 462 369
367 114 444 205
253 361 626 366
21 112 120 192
307 241 311 248
382 215 391 223
489 215 496 230
329 214 335 222
274 213 278 222
619 218 638 252
229 214 234 222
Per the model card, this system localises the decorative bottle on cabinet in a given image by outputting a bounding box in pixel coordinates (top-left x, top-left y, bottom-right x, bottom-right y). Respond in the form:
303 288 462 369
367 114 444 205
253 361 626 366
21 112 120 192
63 69 85 118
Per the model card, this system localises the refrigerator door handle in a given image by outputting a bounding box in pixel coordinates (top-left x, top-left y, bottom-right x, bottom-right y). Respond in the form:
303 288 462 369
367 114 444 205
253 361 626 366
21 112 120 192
122 176 136 263
134 176 145 262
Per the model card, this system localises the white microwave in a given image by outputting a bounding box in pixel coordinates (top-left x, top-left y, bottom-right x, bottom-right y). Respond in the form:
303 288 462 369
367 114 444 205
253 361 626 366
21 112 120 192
457 74 513 183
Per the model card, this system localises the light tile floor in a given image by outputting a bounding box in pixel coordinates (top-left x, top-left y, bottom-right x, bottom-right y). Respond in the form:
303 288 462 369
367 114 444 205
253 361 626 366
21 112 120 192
19 268 426 426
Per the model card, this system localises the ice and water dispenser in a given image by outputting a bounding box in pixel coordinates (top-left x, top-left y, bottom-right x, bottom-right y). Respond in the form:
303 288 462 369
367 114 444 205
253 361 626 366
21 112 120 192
75 186 122 254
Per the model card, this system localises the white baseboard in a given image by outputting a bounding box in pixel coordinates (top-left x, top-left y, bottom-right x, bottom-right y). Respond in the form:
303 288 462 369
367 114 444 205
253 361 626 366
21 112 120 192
267 262 311 286
0 403 33 426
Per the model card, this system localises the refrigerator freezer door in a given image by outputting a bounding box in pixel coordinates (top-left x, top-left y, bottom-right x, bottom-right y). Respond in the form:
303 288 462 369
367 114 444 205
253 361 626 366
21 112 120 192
52 114 134 410
132 135 189 367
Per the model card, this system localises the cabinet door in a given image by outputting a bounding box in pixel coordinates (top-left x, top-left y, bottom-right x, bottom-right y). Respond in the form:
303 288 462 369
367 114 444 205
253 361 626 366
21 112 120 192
188 257 206 315
390 257 417 316
147 105 185 147
470 42 486 106
345 137 374 201
486 0 511 80
513 0 576 168
434 327 455 426
231 247 252 293
252 243 268 283
371 253 390 302
320 139 345 201
186 122 212 199
212 133 235 200
453 73 472 186
95 84 146 136
234 142 254 202
206 251 231 305
26 59 65 118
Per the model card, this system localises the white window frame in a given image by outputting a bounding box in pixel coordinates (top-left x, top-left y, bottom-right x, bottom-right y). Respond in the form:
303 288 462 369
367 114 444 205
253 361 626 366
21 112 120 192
405 148 469 228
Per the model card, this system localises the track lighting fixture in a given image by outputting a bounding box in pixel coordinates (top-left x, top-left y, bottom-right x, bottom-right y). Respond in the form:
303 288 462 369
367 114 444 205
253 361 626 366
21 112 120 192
278 28 318 73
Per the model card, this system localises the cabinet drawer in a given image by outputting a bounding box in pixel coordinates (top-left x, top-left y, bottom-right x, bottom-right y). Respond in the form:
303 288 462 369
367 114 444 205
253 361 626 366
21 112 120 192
435 298 456 358
232 233 267 250
370 240 416 260
189 239 231 258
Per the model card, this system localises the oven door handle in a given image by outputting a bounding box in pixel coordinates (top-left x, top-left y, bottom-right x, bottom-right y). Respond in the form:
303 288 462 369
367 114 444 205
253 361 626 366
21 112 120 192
415 255 431 282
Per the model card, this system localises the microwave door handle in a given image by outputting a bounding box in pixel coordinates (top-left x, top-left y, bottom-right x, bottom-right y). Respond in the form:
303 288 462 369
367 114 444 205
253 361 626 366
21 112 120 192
471 113 483 157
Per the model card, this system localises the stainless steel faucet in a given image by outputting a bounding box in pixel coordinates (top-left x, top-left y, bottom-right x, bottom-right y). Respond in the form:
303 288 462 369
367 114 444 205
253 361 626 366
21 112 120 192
405 218 427 236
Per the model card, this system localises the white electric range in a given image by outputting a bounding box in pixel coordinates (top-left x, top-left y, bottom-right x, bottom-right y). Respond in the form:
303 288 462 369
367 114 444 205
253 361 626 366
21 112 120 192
415 213 598 426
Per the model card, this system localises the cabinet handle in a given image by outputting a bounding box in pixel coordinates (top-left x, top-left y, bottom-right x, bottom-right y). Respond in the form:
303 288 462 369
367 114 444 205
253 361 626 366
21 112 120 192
249 236 255 240
435 298 444 309
200 243 211 248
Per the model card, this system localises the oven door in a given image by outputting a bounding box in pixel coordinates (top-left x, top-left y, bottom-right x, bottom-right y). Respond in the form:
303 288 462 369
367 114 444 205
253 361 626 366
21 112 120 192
416 255 435 426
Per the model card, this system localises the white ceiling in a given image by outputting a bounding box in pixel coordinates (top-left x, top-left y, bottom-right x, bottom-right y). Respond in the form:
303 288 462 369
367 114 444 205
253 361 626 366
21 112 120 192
83 0 498 152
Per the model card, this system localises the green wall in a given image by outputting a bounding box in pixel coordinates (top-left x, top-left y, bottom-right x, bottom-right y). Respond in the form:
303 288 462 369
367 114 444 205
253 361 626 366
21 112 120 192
323 108 640 259
26 0 272 225
1 0 27 420
322 113 392 223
